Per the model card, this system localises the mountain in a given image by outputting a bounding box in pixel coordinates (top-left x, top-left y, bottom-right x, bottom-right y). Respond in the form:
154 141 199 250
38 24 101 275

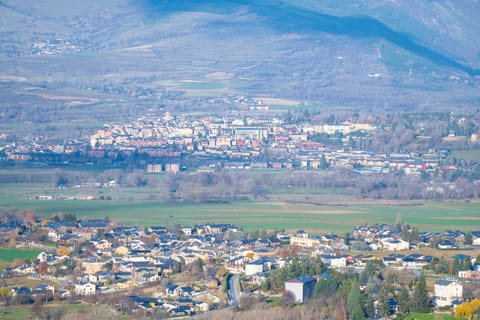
1 0 479 121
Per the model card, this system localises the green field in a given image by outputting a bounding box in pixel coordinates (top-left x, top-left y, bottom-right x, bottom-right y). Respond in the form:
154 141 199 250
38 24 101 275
0 305 127 320
1 196 479 232
0 248 42 262
405 313 460 320
452 149 480 162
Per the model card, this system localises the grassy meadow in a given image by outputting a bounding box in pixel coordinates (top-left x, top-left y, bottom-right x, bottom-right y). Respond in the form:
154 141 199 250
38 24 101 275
452 149 480 162
0 248 42 262
0 305 127 320
405 313 460 320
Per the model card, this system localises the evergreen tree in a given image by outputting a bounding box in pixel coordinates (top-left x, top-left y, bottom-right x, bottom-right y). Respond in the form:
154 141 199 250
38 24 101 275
314 278 338 298
463 257 472 271
359 269 368 285
364 294 376 318
464 232 473 245
347 280 365 320
378 285 391 317
410 274 431 313
450 256 460 275
397 286 410 315
319 154 329 169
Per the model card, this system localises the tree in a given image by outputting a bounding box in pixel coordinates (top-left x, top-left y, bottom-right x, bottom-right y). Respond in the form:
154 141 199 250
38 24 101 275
378 285 391 317
464 232 473 245
450 256 461 275
363 294 375 318
410 274 431 313
454 299 480 319
37 261 49 276
280 290 296 307
347 280 365 320
56 246 70 256
319 154 329 169
397 286 410 315
314 278 338 298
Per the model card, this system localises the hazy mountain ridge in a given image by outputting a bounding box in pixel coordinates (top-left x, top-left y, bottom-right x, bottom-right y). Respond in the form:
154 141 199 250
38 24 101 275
284 0 480 67
0 0 479 113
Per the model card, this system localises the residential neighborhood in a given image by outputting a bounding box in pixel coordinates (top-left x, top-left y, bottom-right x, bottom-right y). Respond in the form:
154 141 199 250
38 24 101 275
1 213 479 318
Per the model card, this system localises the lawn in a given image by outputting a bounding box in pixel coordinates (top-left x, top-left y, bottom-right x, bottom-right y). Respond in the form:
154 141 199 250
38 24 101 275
452 149 480 162
1 197 479 233
0 305 127 320
0 248 42 262
406 312 460 320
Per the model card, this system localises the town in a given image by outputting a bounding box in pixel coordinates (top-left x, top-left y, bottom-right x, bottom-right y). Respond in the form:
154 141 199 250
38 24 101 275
3 99 480 177
1 212 479 319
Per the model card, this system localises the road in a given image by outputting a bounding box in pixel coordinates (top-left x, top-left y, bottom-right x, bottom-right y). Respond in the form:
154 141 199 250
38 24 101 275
228 274 241 307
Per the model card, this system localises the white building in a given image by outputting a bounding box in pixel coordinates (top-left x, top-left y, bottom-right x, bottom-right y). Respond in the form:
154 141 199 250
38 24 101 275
245 260 265 276
330 256 347 268
290 236 320 248
381 238 409 251
434 280 463 307
75 282 96 296
285 276 317 303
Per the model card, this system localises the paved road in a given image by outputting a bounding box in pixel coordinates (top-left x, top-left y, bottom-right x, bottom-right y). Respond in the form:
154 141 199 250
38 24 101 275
229 274 241 307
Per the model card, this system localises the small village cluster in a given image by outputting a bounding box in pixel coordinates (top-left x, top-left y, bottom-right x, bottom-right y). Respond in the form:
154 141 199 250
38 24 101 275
1 215 479 317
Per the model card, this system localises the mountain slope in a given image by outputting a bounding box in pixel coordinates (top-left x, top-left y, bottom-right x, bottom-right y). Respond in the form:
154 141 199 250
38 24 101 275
0 0 479 115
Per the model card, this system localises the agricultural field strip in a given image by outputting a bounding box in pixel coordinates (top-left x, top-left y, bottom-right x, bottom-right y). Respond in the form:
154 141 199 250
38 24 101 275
0 198 479 232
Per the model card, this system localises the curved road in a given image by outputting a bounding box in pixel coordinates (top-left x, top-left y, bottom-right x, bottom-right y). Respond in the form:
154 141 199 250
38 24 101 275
228 274 241 307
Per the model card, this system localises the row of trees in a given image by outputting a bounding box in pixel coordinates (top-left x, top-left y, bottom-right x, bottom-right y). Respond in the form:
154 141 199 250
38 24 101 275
164 168 480 202
424 254 479 276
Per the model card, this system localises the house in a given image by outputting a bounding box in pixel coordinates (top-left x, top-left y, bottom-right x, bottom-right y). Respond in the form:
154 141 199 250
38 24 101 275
117 279 137 289
402 254 432 269
458 270 480 280
319 254 347 268
381 238 409 251
75 282 96 296
290 236 320 248
285 276 317 303
434 280 463 307
79 219 109 230
472 231 480 246
13 264 36 275
90 238 112 250
245 259 265 276
82 257 105 274
10 287 32 298
438 239 457 250
181 226 193 236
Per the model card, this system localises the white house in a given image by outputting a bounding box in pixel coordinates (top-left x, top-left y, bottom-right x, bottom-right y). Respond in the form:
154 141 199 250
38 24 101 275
245 260 265 276
75 282 96 296
320 255 347 268
434 280 463 307
330 256 347 268
381 238 409 251
473 237 480 246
